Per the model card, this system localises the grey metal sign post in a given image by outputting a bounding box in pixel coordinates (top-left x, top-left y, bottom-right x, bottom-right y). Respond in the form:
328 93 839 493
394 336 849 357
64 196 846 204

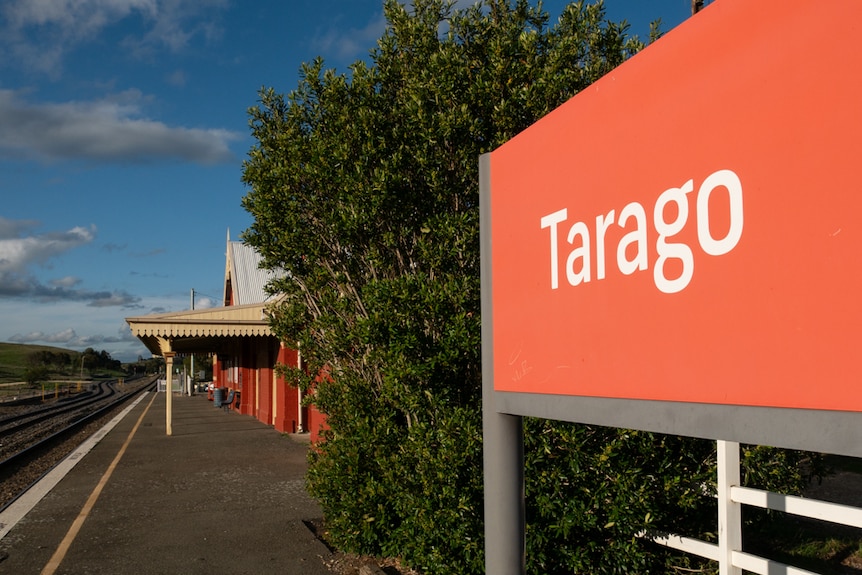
481 153 525 575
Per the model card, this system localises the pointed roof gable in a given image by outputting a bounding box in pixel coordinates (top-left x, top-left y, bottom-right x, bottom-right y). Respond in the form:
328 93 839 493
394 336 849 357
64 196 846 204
223 230 281 306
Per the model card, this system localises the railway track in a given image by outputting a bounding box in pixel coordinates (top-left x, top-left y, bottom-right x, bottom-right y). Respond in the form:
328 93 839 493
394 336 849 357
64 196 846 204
0 376 157 512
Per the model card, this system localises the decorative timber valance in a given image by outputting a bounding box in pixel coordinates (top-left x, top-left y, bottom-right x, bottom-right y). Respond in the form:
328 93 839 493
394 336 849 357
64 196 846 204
126 302 275 356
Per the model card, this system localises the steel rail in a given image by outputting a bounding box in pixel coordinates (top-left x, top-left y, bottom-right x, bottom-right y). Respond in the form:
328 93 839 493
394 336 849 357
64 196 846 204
0 377 157 513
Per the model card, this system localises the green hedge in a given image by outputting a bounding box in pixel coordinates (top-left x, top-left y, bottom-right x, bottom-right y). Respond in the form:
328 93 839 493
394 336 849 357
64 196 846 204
242 1 816 573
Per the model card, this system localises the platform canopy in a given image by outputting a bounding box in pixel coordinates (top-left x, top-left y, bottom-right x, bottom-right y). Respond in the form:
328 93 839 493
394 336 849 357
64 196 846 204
126 302 275 357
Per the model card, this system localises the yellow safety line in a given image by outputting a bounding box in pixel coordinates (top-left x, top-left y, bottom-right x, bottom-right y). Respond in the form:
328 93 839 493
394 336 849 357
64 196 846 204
40 391 158 575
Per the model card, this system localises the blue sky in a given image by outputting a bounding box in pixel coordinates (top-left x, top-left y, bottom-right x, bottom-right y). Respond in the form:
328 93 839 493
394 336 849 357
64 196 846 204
0 0 697 362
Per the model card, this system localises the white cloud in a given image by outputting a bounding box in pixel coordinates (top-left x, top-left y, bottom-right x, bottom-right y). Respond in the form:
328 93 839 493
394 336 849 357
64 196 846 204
7 323 146 362
194 296 217 309
50 276 82 288
1 0 227 75
312 11 387 62
0 218 95 273
0 89 238 164
1 292 215 362
87 291 141 307
0 217 141 307
127 0 227 56
10 328 78 344
3 0 157 37
0 216 39 238
2 303 145 360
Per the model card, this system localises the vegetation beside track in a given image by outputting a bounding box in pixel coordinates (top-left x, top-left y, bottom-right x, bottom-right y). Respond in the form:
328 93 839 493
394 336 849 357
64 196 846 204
0 342 138 390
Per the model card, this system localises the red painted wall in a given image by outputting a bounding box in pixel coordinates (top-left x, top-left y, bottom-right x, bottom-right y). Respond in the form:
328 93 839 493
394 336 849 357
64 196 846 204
211 336 328 440
274 346 300 433
257 347 274 426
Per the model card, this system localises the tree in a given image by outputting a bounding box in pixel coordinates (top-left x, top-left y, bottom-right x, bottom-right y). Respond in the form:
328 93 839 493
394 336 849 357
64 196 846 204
23 365 49 386
241 1 812 573
28 350 68 368
78 347 122 374
81 348 98 371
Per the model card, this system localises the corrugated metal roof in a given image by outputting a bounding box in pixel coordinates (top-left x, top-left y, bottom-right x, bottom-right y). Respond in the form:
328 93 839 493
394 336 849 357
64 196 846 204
228 241 281 305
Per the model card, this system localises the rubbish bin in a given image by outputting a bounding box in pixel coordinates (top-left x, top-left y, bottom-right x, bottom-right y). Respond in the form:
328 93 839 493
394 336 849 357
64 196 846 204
213 387 225 408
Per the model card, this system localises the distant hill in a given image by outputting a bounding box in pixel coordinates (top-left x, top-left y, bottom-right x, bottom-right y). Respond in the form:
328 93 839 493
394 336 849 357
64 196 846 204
0 342 81 385
0 341 79 363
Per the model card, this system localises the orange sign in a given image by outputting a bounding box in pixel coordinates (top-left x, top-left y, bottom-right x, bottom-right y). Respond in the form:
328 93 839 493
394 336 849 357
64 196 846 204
490 0 862 411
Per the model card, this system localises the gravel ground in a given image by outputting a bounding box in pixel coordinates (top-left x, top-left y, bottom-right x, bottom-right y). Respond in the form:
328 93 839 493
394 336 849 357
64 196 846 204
0 404 129 511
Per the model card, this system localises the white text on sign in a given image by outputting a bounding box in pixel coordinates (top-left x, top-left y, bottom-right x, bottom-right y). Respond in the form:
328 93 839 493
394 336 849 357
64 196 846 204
540 169 743 294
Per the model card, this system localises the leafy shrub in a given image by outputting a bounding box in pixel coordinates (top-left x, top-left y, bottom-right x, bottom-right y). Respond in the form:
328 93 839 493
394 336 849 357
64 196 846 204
242 1 816 573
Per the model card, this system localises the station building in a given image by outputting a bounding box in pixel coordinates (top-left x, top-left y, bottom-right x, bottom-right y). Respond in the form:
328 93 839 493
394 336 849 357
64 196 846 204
126 233 327 440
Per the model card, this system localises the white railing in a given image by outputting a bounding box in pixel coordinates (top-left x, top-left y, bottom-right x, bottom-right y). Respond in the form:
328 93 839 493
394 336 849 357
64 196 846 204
643 440 858 575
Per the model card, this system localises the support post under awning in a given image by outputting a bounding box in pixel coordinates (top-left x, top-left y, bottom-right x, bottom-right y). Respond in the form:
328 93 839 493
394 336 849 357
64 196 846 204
163 352 175 436
157 336 175 437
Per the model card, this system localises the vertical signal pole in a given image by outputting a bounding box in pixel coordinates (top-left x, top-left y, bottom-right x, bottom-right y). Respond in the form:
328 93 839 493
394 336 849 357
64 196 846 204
190 288 195 396
480 153 526 574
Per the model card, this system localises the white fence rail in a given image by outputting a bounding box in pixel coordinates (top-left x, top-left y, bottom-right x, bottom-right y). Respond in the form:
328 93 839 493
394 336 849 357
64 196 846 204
731 485 862 529
155 379 183 393
644 440 857 575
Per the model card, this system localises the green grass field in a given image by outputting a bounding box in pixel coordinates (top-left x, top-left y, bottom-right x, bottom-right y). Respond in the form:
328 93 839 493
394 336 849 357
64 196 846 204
0 341 82 385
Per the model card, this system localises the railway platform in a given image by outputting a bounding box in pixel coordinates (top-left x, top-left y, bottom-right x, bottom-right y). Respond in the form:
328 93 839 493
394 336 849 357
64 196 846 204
0 390 333 575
